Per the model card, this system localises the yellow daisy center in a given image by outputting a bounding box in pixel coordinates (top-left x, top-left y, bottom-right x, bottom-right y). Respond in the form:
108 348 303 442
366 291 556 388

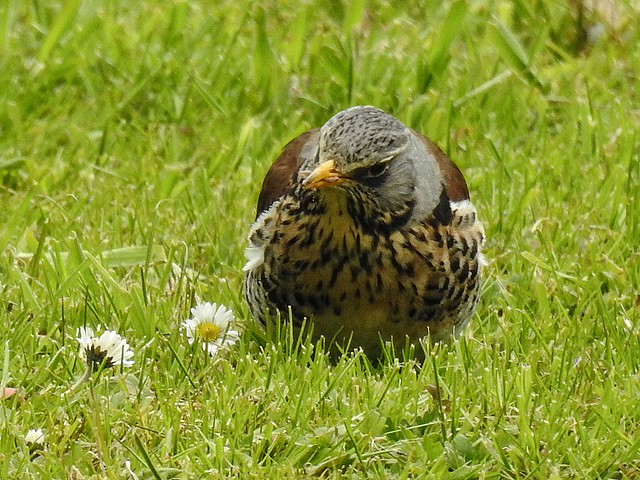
197 322 221 342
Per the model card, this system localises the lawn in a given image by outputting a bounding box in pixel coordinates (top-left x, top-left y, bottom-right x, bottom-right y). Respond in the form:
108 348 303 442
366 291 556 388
1 0 640 478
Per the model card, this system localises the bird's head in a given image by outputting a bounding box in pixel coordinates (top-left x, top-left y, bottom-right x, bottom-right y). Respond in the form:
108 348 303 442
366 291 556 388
302 106 446 232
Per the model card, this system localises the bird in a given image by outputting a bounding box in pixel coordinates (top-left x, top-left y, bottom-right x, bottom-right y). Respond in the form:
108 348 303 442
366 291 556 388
243 105 485 359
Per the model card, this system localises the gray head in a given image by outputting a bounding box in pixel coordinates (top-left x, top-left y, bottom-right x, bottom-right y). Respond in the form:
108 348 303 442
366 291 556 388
319 106 411 170
303 106 447 231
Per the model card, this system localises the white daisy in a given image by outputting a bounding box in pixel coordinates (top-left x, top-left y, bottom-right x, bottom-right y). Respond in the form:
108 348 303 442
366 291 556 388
25 428 45 446
77 327 134 370
183 302 239 356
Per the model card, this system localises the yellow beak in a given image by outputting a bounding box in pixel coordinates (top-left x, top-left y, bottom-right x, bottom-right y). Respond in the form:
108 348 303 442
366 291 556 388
302 160 350 189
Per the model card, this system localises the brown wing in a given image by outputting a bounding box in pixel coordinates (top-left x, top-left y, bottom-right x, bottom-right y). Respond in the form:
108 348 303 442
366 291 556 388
256 128 321 219
411 129 470 202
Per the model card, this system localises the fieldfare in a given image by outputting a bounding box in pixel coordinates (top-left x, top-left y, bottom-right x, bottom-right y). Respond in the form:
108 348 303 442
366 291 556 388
243 106 485 358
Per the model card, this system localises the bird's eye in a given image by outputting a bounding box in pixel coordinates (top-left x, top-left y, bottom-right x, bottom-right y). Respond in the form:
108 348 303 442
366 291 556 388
366 163 388 177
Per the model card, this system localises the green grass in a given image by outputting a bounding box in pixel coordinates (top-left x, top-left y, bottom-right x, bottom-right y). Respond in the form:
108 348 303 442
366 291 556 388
1 0 640 477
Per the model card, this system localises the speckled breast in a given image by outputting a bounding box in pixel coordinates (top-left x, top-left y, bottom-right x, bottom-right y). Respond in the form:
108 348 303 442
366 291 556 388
244 193 483 357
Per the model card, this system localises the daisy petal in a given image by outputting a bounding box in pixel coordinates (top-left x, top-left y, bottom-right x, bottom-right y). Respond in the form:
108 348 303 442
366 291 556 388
183 302 239 356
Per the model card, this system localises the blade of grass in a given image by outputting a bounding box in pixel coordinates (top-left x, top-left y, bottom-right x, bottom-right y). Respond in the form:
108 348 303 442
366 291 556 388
417 0 467 93
487 18 545 90
100 245 167 269
37 0 81 61
453 70 513 107
134 434 163 480
0 188 36 253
